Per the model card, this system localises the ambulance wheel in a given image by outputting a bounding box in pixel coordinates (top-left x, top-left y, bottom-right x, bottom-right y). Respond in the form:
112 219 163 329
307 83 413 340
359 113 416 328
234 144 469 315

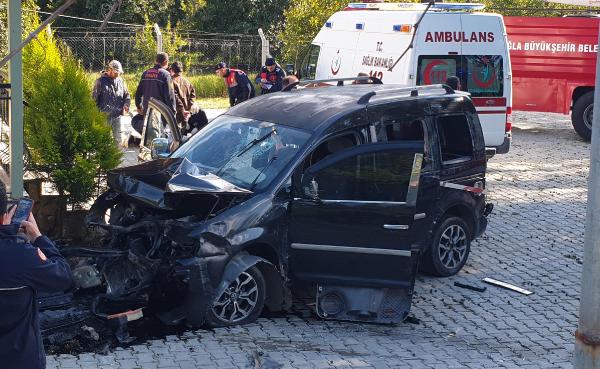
572 91 594 141
206 266 266 327
422 216 471 277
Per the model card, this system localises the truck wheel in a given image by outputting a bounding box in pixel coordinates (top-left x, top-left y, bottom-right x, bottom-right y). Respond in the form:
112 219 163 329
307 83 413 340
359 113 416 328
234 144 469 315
572 91 594 141
421 216 471 277
206 266 266 327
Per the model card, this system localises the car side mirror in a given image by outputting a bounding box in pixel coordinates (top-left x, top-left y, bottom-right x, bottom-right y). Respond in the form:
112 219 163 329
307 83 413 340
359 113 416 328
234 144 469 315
151 137 170 159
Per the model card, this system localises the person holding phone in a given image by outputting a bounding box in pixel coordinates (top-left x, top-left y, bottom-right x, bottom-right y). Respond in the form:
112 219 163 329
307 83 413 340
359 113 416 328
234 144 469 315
0 184 73 369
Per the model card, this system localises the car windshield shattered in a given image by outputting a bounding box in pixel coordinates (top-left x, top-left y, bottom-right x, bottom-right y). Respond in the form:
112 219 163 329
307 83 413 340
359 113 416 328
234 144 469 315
171 115 311 191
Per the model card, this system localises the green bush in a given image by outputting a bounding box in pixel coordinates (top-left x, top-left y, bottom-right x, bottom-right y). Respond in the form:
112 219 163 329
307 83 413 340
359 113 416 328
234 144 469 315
24 27 121 207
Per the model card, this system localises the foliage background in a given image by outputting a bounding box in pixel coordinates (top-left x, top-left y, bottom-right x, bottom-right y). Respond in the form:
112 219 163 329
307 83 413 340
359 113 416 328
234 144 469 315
21 4 121 206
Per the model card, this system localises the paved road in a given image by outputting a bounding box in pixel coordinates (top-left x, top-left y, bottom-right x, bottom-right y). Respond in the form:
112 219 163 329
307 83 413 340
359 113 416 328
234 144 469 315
48 112 586 369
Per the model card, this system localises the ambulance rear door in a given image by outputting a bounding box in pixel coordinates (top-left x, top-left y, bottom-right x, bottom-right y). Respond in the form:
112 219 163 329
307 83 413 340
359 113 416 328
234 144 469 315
411 12 463 85
460 14 510 149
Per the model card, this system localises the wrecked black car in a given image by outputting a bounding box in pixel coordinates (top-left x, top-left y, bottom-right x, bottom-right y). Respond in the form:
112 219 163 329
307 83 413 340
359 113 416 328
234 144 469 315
46 82 492 341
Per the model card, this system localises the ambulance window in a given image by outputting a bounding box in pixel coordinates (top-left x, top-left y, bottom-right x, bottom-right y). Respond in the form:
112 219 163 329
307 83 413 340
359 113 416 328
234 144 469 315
417 57 460 85
301 45 321 80
436 114 473 165
465 56 503 97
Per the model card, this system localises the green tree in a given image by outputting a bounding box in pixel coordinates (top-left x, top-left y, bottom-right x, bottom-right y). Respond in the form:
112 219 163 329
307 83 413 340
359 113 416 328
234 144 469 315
40 0 205 29
23 15 121 207
130 19 188 70
192 0 290 34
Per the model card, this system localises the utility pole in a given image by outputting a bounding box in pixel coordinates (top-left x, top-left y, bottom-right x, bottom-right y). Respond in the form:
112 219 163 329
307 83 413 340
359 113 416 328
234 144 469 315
542 0 600 365
574 22 600 366
8 0 23 198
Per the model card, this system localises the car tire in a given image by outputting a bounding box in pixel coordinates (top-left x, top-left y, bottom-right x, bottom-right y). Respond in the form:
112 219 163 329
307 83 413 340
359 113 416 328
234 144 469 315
572 91 594 141
421 216 471 277
205 266 266 328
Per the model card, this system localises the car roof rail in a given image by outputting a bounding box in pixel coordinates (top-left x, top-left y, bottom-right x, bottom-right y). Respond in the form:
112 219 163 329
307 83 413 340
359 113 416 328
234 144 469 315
357 84 455 104
299 76 383 86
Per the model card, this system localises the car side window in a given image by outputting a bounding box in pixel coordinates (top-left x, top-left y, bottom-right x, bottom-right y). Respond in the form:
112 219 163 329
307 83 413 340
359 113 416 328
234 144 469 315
312 150 417 203
372 117 431 169
306 133 358 168
436 114 474 165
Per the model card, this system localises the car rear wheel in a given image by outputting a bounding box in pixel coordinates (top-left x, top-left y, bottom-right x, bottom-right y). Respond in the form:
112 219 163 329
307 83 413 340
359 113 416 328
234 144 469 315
422 216 471 277
572 91 594 141
206 266 266 327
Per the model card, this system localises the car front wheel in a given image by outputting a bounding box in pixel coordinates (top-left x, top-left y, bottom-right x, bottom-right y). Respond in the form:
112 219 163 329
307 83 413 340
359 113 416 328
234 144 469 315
206 266 266 327
422 216 471 277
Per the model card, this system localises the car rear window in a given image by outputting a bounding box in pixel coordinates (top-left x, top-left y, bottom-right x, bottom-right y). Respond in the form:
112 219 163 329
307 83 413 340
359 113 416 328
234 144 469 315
417 55 504 97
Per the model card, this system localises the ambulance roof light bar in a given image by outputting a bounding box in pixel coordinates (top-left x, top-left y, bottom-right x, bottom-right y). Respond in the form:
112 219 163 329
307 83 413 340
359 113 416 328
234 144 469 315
345 2 486 11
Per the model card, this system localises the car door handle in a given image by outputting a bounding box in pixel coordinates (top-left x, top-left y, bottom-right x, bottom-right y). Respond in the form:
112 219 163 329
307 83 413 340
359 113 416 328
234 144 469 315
383 224 410 230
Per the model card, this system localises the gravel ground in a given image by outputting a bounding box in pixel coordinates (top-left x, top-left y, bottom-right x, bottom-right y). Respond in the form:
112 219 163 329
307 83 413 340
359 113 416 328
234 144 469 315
48 111 588 369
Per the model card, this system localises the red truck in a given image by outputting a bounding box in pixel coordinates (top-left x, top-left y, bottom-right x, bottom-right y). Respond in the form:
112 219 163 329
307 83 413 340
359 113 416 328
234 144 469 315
505 16 598 140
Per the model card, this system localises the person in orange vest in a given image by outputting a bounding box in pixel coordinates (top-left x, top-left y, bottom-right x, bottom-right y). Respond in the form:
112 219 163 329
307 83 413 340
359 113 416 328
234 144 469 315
215 62 256 107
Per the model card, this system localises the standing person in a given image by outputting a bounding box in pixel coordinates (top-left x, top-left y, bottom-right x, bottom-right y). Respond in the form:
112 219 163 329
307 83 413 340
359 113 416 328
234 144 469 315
215 62 255 107
92 60 131 141
170 61 196 131
135 52 177 115
255 57 285 95
0 186 73 369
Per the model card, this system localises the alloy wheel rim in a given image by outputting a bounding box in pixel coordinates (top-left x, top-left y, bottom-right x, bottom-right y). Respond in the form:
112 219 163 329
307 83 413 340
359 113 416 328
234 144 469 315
584 104 594 130
438 224 468 269
212 272 258 323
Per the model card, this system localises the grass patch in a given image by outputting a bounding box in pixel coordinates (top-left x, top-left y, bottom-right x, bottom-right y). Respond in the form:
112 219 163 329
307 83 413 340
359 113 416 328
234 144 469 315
88 72 228 99
198 97 230 110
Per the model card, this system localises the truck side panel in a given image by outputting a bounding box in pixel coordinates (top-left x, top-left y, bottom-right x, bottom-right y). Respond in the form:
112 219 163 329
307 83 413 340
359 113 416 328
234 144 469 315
505 16 597 114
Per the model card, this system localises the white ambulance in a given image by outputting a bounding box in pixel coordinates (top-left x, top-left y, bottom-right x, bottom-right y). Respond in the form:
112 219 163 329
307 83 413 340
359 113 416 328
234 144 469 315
300 2 512 154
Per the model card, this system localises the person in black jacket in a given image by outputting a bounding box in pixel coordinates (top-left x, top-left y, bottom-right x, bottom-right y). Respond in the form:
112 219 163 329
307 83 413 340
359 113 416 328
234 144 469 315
255 57 285 95
0 184 73 369
215 62 255 106
135 52 177 115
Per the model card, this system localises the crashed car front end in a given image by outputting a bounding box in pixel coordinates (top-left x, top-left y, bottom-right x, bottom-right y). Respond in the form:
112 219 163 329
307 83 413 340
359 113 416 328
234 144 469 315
41 159 264 343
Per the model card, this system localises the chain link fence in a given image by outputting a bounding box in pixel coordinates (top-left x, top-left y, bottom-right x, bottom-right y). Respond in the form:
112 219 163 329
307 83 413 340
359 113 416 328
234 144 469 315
55 28 267 75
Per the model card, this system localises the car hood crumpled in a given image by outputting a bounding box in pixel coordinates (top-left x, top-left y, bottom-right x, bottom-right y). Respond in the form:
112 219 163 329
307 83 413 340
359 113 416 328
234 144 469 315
107 157 252 210
166 158 252 194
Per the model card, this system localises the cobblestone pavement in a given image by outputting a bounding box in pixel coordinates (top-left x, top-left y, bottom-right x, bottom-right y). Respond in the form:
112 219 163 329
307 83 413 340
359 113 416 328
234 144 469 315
47 112 587 369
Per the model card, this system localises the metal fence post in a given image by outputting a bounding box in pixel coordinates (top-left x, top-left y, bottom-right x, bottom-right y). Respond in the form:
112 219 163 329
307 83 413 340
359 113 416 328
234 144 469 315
258 28 269 66
153 23 162 53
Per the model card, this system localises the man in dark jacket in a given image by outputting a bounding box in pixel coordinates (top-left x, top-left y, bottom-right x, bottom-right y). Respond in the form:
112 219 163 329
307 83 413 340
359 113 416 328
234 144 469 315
0 185 73 369
255 57 285 95
215 62 255 107
135 52 177 115
170 61 197 130
92 60 131 119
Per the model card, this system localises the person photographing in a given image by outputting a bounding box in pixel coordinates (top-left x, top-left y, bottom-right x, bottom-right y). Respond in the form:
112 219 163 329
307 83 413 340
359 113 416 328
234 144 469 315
0 184 73 369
